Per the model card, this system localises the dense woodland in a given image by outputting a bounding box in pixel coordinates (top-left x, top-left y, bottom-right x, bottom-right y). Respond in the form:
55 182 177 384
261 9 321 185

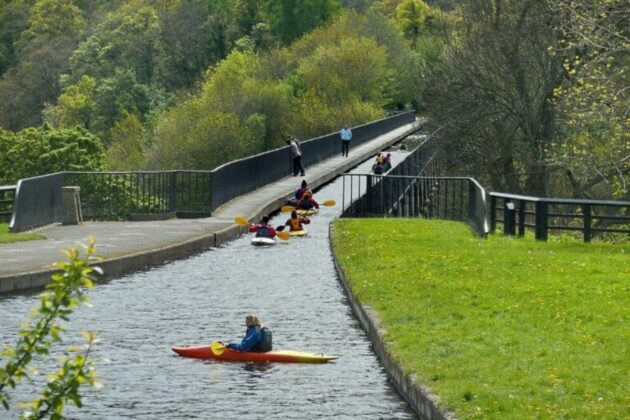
0 0 627 201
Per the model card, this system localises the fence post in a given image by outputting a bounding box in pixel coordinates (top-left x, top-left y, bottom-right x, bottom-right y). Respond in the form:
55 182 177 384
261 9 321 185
583 204 592 243
518 200 526 236
168 172 177 213
504 200 516 236
489 195 497 233
535 201 548 241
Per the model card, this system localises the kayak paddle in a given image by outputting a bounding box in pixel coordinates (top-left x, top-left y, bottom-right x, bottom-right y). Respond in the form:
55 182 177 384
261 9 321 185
281 199 336 213
211 341 225 356
234 216 290 241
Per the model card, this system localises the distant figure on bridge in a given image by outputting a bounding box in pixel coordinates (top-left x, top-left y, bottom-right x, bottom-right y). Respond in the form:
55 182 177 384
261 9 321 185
340 125 352 157
226 314 272 352
286 136 305 177
283 210 310 232
296 191 319 211
249 216 277 238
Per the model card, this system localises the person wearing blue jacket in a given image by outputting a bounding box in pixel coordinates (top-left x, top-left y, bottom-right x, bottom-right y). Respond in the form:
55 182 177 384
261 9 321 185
227 314 265 352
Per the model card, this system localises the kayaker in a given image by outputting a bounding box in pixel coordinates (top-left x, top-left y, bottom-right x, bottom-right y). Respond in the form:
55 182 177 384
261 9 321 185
226 314 270 352
284 210 310 232
295 180 309 201
249 216 276 238
296 191 319 211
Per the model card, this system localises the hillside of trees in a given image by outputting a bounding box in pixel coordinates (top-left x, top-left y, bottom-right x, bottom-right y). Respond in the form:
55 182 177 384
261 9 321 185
0 0 627 202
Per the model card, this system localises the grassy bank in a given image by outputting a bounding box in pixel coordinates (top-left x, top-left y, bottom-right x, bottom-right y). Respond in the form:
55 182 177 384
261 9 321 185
331 219 629 419
0 223 44 244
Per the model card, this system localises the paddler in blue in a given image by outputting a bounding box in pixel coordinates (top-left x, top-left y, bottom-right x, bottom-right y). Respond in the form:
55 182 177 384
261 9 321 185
283 210 310 232
227 314 265 352
248 216 276 238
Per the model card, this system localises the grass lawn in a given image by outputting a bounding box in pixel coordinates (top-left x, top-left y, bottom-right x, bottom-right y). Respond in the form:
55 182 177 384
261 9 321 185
0 223 44 243
331 219 629 419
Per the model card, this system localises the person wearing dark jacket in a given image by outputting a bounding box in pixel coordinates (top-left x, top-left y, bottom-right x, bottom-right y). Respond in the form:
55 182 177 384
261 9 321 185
227 314 265 352
286 136 305 177
296 191 319 210
248 216 276 238
295 180 309 201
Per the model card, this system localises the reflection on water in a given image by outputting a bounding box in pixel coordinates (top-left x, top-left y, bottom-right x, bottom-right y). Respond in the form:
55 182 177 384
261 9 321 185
0 151 418 419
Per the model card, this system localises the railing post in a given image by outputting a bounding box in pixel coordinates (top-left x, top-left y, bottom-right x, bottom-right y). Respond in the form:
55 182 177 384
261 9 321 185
489 195 497 233
583 204 592 243
518 200 526 236
504 200 516 236
168 172 177 213
535 201 548 241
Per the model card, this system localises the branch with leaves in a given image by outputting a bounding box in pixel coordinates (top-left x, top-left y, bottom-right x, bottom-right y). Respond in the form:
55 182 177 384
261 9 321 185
0 237 102 418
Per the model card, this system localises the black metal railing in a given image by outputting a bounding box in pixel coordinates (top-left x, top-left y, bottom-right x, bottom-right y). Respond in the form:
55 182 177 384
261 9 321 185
210 111 417 210
8 112 417 232
341 174 488 237
489 193 630 242
0 185 16 223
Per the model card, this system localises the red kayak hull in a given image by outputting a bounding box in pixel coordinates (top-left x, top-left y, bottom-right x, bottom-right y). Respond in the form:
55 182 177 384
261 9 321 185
172 345 337 363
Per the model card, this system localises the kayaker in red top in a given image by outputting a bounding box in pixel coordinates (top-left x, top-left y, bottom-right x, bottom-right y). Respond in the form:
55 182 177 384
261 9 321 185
296 191 319 211
249 216 276 238
284 210 310 232
226 314 272 352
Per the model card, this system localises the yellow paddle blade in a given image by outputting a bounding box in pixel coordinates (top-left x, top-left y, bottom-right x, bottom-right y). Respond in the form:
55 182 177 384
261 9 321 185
210 341 225 356
234 216 249 226
322 200 336 207
277 231 290 241
281 205 294 213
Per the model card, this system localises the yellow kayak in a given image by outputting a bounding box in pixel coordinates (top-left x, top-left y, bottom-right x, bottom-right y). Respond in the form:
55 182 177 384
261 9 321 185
297 209 319 216
288 229 308 237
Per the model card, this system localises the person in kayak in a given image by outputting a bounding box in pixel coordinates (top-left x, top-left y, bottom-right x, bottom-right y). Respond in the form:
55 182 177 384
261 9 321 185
283 210 310 232
295 180 309 201
249 216 276 238
296 191 319 211
226 314 270 352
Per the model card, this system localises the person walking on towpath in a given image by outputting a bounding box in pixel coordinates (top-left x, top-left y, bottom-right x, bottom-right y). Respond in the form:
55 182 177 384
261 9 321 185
287 135 305 177
340 125 352 157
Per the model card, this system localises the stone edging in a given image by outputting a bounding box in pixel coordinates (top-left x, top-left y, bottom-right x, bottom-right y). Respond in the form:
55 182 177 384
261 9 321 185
328 224 455 420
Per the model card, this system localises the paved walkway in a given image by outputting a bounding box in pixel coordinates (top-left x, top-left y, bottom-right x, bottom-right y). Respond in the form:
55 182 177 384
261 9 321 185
0 121 419 292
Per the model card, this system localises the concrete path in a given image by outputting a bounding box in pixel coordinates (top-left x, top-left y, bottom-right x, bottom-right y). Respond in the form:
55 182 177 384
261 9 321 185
0 121 419 292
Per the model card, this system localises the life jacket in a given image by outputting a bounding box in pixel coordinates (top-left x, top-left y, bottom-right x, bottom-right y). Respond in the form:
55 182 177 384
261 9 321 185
289 218 302 231
250 326 272 352
256 225 272 238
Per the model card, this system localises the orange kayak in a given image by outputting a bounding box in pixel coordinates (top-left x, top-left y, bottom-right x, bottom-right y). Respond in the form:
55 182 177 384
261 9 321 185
172 345 337 363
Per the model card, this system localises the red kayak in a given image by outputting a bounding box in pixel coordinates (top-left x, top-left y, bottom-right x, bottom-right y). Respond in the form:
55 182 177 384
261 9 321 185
172 342 337 363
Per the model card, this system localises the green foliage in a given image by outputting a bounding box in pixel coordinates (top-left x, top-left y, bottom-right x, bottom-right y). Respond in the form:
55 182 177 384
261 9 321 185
0 238 100 417
332 218 630 419
26 0 87 40
57 75 97 129
263 0 342 44
104 112 147 170
0 125 104 185
394 0 430 46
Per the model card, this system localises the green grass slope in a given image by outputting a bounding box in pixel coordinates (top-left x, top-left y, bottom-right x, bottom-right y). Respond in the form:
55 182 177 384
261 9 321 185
331 218 629 419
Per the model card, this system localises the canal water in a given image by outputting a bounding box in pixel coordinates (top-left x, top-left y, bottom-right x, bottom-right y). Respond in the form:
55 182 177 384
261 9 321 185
0 151 417 419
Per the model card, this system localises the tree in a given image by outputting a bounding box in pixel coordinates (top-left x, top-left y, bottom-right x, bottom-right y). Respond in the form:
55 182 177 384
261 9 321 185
105 112 147 170
0 125 104 185
423 0 565 196
548 0 630 199
57 75 97 129
395 0 430 47
262 0 342 44
25 0 86 40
